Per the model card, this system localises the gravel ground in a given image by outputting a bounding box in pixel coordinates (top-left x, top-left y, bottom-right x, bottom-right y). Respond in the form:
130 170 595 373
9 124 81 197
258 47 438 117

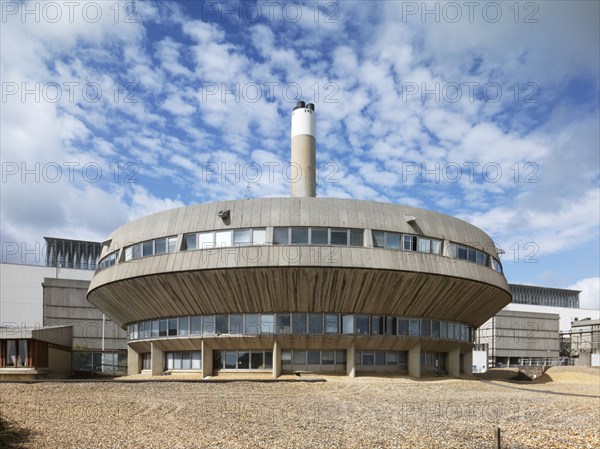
0 369 598 449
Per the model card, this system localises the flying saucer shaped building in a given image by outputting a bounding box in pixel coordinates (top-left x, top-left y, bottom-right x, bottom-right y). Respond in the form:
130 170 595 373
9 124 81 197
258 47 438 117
87 102 511 377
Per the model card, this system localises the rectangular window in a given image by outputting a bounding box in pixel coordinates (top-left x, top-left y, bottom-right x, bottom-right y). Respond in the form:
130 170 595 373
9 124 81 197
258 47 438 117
421 319 431 338
260 314 275 334
179 317 189 336
431 240 442 255
252 228 266 245
203 315 215 335
144 321 151 339
325 314 339 333
159 319 167 337
386 316 396 335
458 245 468 260
336 350 346 365
225 351 236 369
386 351 397 365
431 320 440 338
476 251 487 266
292 313 307 334
124 247 133 261
185 234 197 250
142 241 153 257
17 340 28 366
398 351 408 366
282 351 292 364
190 316 201 335
174 352 182 370
215 230 232 247
418 238 431 253
440 321 448 339
233 229 251 245
167 236 178 252
311 227 328 244
330 228 348 245
168 318 178 336
198 232 214 249
372 230 385 248
403 235 416 251
6 340 16 366
245 314 259 335
277 313 291 334
371 316 383 335
322 351 334 365
448 322 456 340
342 315 354 334
350 229 363 246
151 320 159 337
409 319 420 336
362 352 374 366
398 318 409 336
307 351 320 365
308 314 323 334
237 352 249 369
182 352 191 370
387 232 401 249
155 238 167 255
230 314 243 334
216 315 229 334
166 353 174 370
265 352 273 369
448 243 457 258
213 352 223 370
356 315 369 335
251 352 264 369
291 227 309 244
375 351 386 365
293 350 306 365
468 247 477 263
192 352 202 370
273 227 289 244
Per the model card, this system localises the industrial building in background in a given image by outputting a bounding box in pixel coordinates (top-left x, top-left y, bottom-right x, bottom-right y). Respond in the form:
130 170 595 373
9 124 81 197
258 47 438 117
0 238 126 379
87 102 513 378
474 284 598 370
562 319 600 366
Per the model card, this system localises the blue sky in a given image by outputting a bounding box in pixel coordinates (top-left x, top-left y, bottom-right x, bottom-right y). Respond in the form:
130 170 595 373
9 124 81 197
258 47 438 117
1 1 599 308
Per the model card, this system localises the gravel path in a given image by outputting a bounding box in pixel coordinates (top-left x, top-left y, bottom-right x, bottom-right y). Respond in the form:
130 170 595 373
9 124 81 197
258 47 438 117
1 373 598 448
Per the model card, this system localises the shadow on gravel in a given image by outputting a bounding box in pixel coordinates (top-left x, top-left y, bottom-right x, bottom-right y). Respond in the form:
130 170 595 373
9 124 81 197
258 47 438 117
0 415 31 449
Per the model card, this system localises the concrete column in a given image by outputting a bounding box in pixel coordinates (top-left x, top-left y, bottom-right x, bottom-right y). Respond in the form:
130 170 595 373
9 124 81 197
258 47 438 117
448 345 460 378
127 346 140 376
202 340 213 379
150 342 164 376
273 340 282 378
364 228 373 247
461 349 473 375
346 341 356 377
408 343 421 378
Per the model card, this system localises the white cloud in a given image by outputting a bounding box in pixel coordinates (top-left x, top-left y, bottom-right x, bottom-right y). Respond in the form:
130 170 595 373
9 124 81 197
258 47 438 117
568 277 600 310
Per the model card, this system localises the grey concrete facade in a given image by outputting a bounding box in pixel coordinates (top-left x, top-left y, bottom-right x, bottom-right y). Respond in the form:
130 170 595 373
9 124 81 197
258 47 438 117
476 310 560 366
43 278 127 351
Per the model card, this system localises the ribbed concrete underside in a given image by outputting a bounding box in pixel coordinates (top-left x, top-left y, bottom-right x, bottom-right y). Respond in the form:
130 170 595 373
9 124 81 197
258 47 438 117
88 266 511 329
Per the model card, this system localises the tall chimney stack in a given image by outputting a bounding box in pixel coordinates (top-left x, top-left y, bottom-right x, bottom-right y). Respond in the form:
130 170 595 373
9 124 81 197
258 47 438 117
290 101 316 197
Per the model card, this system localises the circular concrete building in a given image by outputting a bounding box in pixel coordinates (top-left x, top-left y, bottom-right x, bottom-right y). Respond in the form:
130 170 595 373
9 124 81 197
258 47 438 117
87 104 511 378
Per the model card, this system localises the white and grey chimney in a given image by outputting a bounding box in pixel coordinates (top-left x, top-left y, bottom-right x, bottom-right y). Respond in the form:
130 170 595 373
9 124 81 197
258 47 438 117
290 101 316 197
